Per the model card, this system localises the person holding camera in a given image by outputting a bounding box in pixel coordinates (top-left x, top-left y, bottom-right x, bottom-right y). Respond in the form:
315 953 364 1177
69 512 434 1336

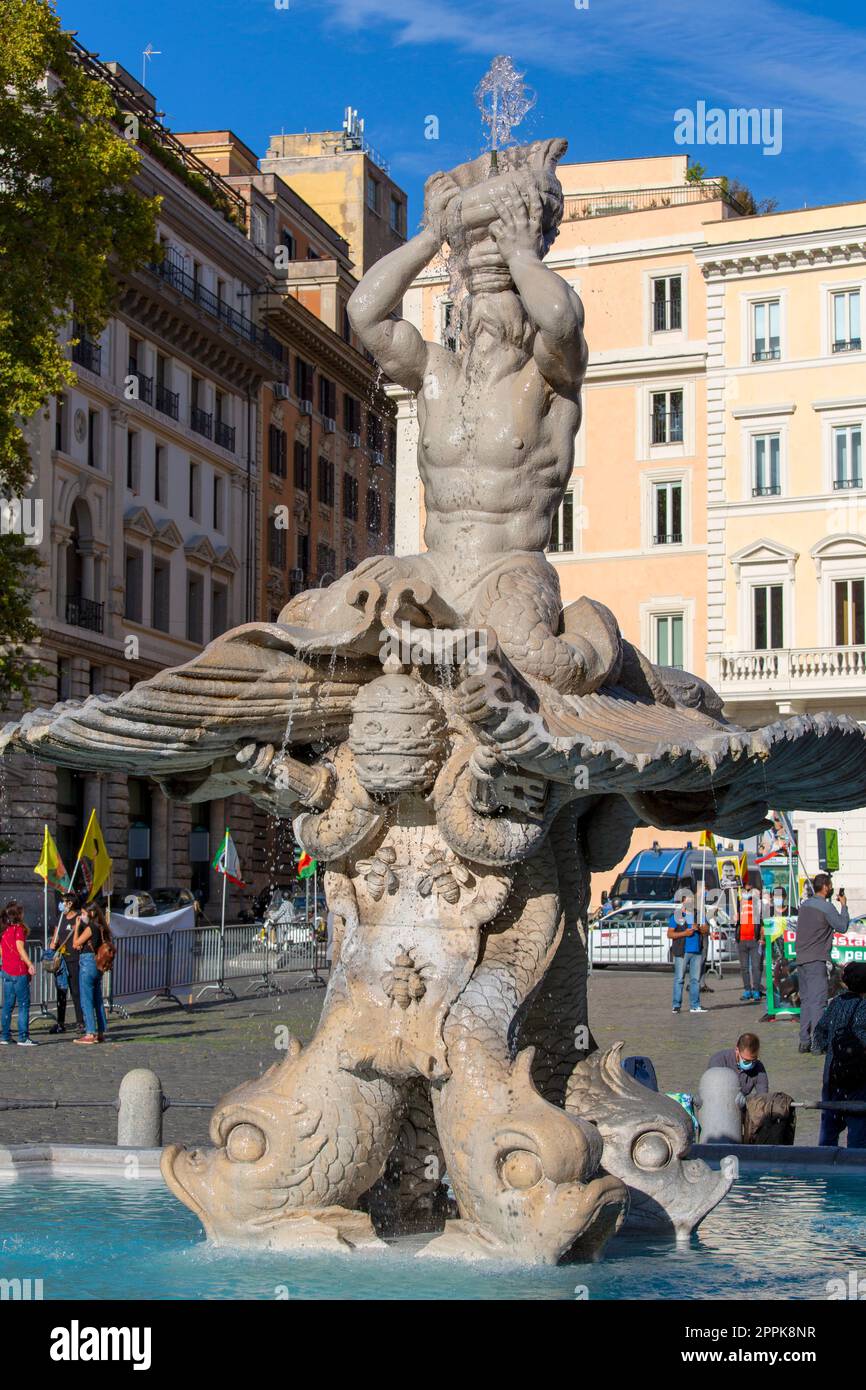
795 872 849 1053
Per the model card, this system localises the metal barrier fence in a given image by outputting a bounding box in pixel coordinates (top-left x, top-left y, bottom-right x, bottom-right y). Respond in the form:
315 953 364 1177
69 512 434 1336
31 923 328 1017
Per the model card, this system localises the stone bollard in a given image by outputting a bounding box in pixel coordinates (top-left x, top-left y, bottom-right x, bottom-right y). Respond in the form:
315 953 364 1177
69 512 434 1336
698 1067 743 1144
117 1069 164 1147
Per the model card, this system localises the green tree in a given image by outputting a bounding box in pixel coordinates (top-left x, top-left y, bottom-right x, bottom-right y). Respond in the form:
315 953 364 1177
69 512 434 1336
0 0 159 703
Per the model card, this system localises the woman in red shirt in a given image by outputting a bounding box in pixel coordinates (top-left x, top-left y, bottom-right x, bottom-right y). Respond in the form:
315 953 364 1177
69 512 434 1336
0 902 37 1046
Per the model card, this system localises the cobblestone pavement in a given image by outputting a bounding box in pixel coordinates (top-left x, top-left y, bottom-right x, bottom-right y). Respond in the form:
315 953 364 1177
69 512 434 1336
0 965 829 1148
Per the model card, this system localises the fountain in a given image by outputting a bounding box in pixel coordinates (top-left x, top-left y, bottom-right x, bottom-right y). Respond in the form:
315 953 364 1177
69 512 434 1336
5 81 866 1265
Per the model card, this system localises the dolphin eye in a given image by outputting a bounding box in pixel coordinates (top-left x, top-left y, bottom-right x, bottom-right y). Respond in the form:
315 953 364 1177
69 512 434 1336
499 1149 543 1190
632 1131 673 1171
225 1123 267 1163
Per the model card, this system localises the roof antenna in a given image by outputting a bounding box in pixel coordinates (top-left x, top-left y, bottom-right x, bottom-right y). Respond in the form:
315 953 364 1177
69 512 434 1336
142 43 161 87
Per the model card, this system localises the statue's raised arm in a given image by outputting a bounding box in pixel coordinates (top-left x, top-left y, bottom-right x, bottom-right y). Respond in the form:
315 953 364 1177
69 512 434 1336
347 172 461 393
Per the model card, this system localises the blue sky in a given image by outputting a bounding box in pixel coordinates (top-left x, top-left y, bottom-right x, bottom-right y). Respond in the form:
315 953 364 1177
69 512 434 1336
59 0 866 225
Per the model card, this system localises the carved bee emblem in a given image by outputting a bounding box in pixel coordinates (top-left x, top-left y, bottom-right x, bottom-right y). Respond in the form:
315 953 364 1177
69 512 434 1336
381 946 430 1010
356 845 399 900
416 849 472 905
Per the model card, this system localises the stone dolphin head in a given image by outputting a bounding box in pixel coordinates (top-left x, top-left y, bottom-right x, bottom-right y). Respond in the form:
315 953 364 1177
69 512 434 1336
567 1044 733 1240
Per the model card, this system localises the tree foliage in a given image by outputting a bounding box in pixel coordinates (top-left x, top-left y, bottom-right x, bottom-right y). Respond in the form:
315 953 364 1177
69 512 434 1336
0 0 159 702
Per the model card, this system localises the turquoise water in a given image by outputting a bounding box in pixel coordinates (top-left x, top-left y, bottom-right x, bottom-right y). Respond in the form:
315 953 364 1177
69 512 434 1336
0 1172 863 1300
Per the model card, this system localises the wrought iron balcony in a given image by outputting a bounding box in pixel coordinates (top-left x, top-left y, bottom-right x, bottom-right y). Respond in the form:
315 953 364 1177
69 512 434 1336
148 259 284 361
127 365 153 406
72 337 102 375
215 420 235 451
155 384 179 419
832 338 862 353
66 595 104 633
652 298 682 332
191 406 213 440
650 411 684 445
752 484 781 497
751 347 781 362
833 477 863 490
653 532 683 545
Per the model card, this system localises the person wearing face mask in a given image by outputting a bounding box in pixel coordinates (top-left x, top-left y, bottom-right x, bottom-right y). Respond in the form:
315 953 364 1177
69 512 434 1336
708 1032 769 1098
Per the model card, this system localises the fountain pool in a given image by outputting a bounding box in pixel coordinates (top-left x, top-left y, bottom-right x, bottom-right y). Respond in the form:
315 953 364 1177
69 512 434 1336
2 1171 862 1300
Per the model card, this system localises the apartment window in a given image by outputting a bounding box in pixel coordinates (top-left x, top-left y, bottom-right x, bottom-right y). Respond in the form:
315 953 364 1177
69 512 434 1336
297 531 310 577
653 482 682 544
344 394 361 436
318 456 335 506
389 195 404 235
57 657 72 703
294 441 311 491
295 357 314 405
154 444 166 505
188 461 200 520
342 303 351 343
752 433 781 496
307 248 319 261
366 174 380 213
833 425 862 489
268 514 287 567
251 207 268 249
280 228 296 260
367 414 384 453
55 394 67 453
654 613 684 669
319 376 336 420
752 300 781 361
442 300 459 351
832 290 861 353
317 543 336 583
652 275 682 332
343 472 358 520
152 559 170 633
651 390 683 445
366 487 381 534
834 579 865 646
186 573 204 645
268 424 287 478
88 665 103 696
548 492 574 553
212 475 224 532
124 548 143 624
211 584 228 639
753 584 784 650
87 410 100 468
126 430 140 493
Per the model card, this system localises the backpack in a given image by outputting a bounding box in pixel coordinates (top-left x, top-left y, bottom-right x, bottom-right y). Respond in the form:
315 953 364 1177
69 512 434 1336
94 925 116 974
829 997 866 1093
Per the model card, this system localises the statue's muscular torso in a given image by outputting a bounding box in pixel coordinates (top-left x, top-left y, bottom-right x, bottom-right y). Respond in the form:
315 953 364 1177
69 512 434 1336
417 341 581 579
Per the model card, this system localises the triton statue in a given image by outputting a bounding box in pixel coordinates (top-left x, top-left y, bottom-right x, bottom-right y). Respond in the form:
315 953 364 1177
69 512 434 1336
5 138 866 1263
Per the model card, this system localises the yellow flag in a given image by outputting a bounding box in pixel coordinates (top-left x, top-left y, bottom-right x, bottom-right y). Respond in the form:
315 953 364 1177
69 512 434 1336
33 825 69 889
738 850 749 884
698 830 716 852
76 809 112 902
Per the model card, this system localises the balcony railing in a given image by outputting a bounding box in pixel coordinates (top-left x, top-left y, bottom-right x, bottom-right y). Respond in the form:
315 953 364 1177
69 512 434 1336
155 383 179 420
651 411 684 445
148 259 284 361
653 299 682 332
72 338 101 375
653 532 683 545
562 181 746 221
832 338 862 353
65 596 104 633
717 645 866 692
752 347 781 362
833 477 863 490
752 484 781 497
191 406 213 440
215 420 235 451
127 365 153 406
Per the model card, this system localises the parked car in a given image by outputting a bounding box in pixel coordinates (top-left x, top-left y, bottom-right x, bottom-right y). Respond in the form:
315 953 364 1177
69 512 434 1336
590 903 737 968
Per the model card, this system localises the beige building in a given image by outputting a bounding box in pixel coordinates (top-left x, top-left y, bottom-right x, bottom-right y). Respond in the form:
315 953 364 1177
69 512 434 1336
261 112 408 276
698 200 866 906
